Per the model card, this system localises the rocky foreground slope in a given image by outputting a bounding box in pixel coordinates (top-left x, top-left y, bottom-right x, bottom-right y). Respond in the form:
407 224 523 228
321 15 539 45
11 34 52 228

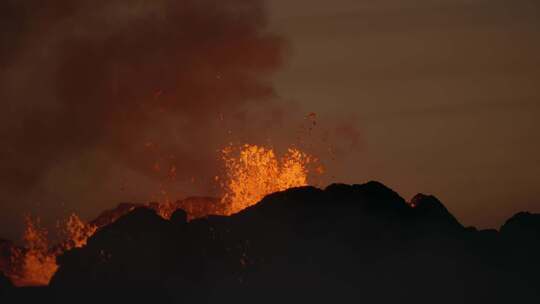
1 182 539 303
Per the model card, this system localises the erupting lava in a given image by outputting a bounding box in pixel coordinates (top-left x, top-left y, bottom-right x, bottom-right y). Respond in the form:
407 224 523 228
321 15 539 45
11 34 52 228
61 214 98 250
2 144 321 286
17 216 58 287
220 144 317 214
5 214 97 286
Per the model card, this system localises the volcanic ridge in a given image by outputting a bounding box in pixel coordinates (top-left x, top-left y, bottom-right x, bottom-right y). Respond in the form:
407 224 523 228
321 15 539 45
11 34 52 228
1 181 540 303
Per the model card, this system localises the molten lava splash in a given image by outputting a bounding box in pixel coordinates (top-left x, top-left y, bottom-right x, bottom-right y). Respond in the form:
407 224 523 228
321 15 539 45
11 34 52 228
220 144 317 214
14 216 59 286
61 213 97 250
7 215 96 287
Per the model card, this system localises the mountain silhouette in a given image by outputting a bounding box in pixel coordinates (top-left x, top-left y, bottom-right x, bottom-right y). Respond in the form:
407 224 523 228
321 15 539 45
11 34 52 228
2 182 540 303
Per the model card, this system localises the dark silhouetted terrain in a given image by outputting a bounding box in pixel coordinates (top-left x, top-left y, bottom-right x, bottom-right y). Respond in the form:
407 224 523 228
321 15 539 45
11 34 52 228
2 182 540 303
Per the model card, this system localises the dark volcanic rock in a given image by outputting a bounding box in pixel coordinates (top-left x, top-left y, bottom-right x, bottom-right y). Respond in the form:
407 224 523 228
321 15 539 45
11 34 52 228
410 193 463 234
499 211 540 294
89 197 222 228
500 212 540 241
170 209 188 225
7 181 540 303
52 207 175 289
90 202 141 228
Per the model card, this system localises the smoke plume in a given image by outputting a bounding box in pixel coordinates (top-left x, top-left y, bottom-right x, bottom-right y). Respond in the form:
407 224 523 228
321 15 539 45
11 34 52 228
0 0 287 238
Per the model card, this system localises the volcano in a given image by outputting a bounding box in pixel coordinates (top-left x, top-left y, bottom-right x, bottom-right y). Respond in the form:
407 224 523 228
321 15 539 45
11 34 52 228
1 181 539 303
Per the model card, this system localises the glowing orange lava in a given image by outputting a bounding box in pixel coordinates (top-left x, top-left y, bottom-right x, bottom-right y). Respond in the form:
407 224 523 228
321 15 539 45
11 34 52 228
61 213 97 250
220 144 318 214
5 214 97 287
11 216 58 287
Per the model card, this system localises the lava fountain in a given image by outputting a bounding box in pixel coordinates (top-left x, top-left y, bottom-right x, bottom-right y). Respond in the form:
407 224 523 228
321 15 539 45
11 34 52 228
220 144 318 214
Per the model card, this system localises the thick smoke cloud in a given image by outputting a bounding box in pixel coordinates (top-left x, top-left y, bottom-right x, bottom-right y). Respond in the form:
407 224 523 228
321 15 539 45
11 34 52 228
0 0 288 238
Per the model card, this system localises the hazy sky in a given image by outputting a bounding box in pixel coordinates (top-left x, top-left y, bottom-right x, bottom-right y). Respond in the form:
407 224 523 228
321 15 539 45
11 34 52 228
267 0 540 228
0 0 539 240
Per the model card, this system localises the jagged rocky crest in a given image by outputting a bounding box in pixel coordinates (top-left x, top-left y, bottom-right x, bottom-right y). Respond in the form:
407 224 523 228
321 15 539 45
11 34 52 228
2 182 540 303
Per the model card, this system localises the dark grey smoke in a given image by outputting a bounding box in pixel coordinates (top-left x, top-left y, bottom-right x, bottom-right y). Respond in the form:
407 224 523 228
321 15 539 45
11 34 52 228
0 0 287 239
